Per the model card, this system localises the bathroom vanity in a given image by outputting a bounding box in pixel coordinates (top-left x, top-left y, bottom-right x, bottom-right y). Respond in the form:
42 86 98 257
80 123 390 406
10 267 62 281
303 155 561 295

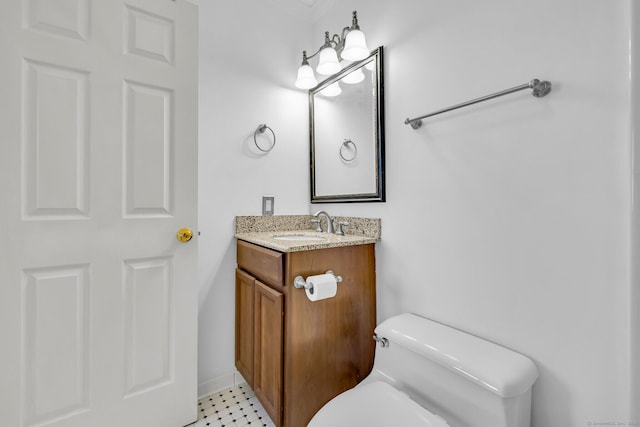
234 215 380 427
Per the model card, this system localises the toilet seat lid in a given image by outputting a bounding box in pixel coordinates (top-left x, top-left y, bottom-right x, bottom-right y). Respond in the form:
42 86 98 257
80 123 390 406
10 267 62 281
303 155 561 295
309 381 449 427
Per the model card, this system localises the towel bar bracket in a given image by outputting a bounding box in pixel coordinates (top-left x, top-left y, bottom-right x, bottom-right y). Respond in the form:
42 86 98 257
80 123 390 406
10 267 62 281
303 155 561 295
530 79 552 98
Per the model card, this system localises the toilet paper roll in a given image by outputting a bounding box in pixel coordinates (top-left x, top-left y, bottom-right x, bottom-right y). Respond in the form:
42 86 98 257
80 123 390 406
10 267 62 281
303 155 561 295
305 273 337 302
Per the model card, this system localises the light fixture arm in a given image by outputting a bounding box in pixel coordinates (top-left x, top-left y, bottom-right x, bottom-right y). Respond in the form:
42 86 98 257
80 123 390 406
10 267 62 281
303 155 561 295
304 44 323 61
303 10 362 61
305 28 351 62
335 28 350 52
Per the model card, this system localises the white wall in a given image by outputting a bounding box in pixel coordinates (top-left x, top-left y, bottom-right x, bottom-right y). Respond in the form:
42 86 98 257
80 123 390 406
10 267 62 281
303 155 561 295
196 0 311 391
311 0 635 425
197 0 638 424
631 0 640 421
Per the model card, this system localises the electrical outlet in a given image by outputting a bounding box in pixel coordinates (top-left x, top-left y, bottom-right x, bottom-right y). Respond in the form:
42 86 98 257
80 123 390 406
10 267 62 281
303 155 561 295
262 196 274 216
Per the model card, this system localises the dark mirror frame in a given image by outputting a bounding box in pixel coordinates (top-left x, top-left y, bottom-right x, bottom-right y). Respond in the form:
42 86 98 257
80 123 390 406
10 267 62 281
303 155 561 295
309 46 385 203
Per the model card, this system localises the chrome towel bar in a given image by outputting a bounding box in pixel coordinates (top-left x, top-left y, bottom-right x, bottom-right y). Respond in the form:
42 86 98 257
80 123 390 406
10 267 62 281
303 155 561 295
404 78 552 129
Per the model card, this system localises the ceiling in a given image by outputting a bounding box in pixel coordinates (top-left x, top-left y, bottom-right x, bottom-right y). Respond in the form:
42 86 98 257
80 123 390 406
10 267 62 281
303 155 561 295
267 0 337 21
295 0 321 6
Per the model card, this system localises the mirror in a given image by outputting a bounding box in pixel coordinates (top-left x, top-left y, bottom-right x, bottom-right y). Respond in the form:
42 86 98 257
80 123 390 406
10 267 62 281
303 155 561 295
310 46 385 203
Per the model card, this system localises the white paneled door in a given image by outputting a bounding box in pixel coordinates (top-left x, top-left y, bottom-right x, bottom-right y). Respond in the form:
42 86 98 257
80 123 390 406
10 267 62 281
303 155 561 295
0 1 198 426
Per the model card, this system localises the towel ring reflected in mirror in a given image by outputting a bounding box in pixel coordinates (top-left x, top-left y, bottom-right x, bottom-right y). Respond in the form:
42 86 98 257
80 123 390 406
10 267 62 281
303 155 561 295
253 124 276 152
339 139 358 162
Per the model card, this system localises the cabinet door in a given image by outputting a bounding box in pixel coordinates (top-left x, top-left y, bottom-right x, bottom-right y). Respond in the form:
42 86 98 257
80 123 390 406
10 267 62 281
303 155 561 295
235 269 255 386
254 280 284 426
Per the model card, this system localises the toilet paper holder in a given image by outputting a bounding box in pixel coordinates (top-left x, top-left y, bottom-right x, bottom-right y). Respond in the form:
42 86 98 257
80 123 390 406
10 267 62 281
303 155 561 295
294 270 342 291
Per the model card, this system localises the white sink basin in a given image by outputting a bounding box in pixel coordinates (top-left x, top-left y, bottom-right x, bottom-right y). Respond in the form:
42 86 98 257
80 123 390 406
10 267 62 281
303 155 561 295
273 234 326 241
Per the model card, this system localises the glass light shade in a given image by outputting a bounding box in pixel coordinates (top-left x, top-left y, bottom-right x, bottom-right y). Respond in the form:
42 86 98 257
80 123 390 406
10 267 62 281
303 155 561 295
295 63 318 89
341 68 365 84
341 29 369 61
320 82 342 97
364 58 376 71
316 47 342 75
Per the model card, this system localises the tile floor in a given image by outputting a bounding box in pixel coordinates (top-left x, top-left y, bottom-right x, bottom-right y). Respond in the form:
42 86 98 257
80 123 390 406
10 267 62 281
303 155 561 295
190 384 276 427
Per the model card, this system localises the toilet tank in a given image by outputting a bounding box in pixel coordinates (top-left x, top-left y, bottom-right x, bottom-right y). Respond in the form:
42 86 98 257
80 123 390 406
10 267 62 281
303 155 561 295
366 313 538 427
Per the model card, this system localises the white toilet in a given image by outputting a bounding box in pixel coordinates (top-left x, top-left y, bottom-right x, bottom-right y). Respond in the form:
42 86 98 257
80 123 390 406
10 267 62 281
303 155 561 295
308 313 538 427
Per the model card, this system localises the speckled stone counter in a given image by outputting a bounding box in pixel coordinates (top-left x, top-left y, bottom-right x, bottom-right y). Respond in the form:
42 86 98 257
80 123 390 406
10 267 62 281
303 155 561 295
235 215 381 252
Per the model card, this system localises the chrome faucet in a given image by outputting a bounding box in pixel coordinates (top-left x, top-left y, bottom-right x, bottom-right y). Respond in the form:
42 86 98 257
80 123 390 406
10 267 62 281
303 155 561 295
314 210 335 234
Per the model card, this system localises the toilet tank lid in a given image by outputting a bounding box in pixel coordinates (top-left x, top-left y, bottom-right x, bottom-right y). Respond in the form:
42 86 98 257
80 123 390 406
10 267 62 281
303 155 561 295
375 313 538 398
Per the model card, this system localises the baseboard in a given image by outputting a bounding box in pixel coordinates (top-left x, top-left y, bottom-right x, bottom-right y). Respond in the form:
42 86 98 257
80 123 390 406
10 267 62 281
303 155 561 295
197 371 248 399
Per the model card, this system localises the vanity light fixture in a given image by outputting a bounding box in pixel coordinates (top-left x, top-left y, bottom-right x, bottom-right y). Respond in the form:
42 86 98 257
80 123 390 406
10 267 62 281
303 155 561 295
294 10 370 89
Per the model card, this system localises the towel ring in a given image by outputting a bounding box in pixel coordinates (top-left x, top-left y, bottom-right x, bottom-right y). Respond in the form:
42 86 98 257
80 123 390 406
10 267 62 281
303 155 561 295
339 139 357 162
254 124 276 152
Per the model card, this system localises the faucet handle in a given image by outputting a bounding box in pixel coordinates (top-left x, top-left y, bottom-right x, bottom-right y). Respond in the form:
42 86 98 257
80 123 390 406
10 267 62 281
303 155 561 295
335 221 349 236
310 218 323 232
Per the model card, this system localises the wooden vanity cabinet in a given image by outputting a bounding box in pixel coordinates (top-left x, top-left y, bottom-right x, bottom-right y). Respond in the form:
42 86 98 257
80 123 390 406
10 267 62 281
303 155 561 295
235 239 376 427
234 269 255 387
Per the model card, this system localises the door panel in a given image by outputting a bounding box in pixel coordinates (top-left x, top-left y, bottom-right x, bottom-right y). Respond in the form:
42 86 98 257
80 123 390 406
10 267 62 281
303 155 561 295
24 0 90 41
0 1 198 426
22 264 91 426
23 59 90 219
123 256 174 397
123 80 173 217
124 4 175 64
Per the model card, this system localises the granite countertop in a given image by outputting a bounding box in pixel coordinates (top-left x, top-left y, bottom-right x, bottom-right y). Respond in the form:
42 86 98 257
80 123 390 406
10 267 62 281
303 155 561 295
235 215 381 253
